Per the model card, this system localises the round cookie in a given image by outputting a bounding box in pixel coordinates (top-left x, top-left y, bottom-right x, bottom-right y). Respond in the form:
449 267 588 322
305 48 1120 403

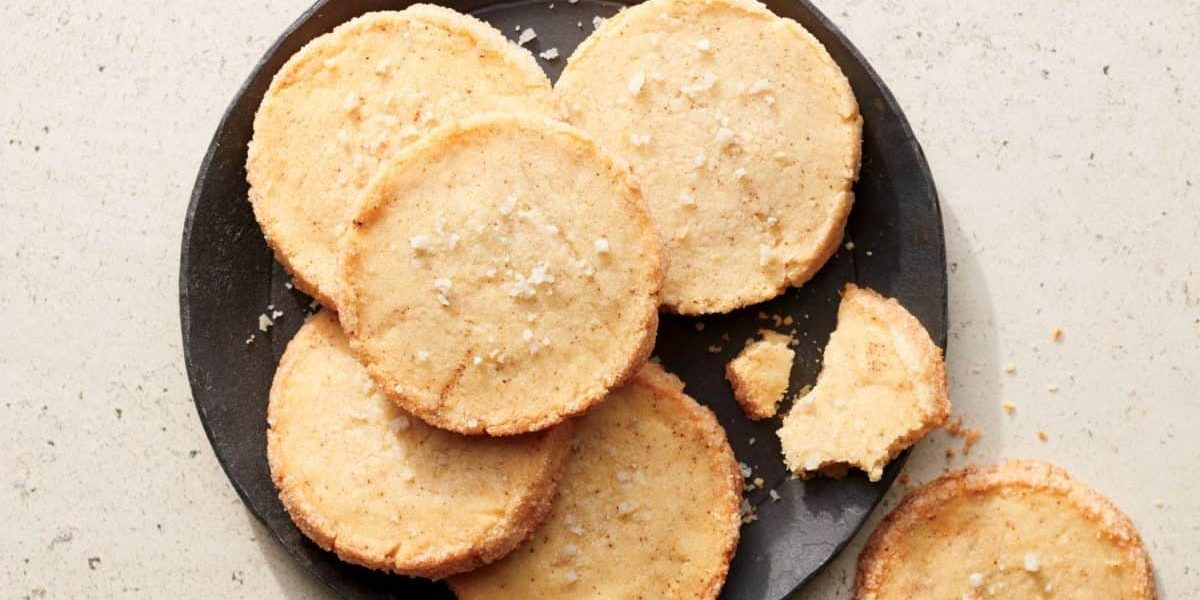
855 460 1156 600
555 0 862 314
448 362 742 599
338 114 663 436
266 310 572 579
247 6 554 308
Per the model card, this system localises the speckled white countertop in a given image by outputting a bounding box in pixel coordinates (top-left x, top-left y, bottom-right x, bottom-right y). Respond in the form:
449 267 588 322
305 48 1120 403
2 0 1197 598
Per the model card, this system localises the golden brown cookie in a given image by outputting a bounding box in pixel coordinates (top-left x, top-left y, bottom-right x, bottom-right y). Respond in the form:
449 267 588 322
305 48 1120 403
777 284 949 481
555 0 861 314
266 310 571 579
247 6 554 307
339 114 664 436
726 330 794 420
855 460 1156 600
448 362 742 599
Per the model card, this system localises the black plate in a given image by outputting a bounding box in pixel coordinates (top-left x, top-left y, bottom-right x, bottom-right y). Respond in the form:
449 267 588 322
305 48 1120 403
180 0 945 598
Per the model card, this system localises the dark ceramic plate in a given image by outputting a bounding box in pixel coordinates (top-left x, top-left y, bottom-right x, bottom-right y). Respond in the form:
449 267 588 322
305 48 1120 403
179 0 945 598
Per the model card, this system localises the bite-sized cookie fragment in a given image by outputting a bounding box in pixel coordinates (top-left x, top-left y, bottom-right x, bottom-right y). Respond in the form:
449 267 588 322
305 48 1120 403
266 311 572 579
855 460 1156 600
339 114 663 435
555 0 861 314
777 284 948 481
448 362 742 600
247 6 554 307
726 330 794 420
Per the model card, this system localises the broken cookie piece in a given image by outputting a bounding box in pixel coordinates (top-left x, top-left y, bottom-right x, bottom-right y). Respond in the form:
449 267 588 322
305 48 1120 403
777 284 949 481
726 330 795 420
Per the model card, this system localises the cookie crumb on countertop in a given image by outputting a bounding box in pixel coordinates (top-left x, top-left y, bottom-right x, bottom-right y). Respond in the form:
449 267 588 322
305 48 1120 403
944 416 982 455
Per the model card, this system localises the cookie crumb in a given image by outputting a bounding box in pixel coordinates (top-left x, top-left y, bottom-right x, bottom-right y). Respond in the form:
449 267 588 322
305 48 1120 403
1051 327 1063 342
726 330 794 420
944 416 982 455
1002 401 1016 415
538 47 559 60
739 498 758 524
1003 362 1016 374
517 28 537 46
1037 430 1050 442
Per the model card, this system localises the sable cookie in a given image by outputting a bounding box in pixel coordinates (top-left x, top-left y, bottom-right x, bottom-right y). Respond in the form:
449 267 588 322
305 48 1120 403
266 311 572 579
855 460 1156 600
726 330 794 420
339 114 663 435
448 362 742 599
247 6 554 307
777 284 948 481
555 0 861 314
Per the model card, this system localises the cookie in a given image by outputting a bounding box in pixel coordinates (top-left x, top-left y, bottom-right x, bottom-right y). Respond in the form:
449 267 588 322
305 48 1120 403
777 284 948 481
726 330 794 420
555 0 861 314
855 460 1156 600
338 114 664 435
448 362 742 599
247 6 554 308
266 310 572 579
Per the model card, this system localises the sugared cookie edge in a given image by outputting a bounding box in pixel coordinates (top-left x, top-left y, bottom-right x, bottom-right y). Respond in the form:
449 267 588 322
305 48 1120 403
854 460 1156 600
266 310 574 579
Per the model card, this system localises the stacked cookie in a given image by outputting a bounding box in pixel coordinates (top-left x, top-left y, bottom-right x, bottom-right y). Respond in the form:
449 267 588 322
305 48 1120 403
248 1 829 594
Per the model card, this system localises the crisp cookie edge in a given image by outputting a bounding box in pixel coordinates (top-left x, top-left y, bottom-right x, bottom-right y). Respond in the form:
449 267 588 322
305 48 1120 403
853 459 1157 600
266 310 574 579
245 5 555 309
557 0 862 315
338 113 665 435
779 283 950 480
446 361 744 599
